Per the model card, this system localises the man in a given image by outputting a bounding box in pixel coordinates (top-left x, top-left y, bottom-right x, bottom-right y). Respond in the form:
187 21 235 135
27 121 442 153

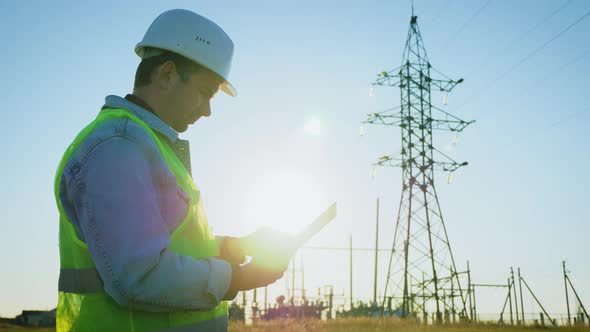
54 9 293 331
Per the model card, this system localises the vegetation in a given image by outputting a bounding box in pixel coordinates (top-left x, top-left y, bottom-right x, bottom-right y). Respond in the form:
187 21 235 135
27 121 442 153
2 318 589 331
232 318 589 332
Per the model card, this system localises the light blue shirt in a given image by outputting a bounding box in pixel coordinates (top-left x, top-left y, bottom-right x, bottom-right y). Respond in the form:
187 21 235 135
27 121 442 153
58 95 231 312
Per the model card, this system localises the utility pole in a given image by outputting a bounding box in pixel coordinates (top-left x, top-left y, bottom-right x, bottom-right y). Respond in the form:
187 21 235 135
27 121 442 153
422 271 427 324
511 267 519 325
349 235 353 310
564 268 590 325
365 13 473 320
291 256 296 305
328 287 334 319
564 261 571 326
508 278 513 326
301 255 305 301
373 197 380 304
467 261 472 321
472 284 477 323
519 270 556 326
264 286 268 312
450 266 455 323
518 268 525 325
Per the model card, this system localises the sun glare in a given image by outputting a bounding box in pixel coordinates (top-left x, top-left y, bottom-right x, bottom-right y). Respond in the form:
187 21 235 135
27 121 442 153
242 169 326 235
304 117 321 135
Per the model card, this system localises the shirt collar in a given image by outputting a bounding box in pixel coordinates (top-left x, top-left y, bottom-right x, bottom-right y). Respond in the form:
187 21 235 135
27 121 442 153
102 95 179 143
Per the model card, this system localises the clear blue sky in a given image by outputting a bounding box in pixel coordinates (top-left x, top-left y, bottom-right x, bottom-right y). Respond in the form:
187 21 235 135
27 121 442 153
1 0 589 321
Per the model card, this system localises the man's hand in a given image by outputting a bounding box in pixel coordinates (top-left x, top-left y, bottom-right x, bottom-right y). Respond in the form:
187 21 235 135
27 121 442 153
218 237 246 265
223 256 289 300
241 227 297 265
218 227 297 268
220 227 297 300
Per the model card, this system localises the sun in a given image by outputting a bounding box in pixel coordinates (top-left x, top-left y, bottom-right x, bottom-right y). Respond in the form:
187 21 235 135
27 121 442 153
242 168 326 235
304 117 321 135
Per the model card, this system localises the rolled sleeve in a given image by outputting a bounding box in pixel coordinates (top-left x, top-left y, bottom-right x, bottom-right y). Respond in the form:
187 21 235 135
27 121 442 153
65 134 231 312
206 258 232 303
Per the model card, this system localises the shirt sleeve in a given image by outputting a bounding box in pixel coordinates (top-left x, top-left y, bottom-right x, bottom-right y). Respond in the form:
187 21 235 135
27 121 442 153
65 135 231 312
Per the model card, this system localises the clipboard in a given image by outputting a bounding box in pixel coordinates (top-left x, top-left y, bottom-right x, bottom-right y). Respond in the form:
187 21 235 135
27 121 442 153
294 202 337 247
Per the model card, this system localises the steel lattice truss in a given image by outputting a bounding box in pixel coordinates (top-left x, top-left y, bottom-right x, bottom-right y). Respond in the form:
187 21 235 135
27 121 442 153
364 16 474 322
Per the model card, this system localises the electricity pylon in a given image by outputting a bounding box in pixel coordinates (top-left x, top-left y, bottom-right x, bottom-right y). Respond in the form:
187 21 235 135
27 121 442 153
364 16 474 322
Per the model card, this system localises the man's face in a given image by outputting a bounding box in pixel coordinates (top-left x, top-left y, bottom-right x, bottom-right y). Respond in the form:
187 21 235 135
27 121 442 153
162 67 223 133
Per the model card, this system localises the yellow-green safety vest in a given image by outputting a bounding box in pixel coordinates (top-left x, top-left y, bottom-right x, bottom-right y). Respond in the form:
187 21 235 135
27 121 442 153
54 108 228 331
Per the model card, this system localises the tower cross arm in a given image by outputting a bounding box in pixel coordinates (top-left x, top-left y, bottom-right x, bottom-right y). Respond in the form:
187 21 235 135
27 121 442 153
426 64 464 92
430 118 475 132
430 105 475 132
433 161 469 172
373 153 403 168
428 77 463 92
432 147 469 172
372 66 403 87
364 106 403 126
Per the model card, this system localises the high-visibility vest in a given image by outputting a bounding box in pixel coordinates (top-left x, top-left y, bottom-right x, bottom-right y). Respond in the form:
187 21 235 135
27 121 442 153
54 108 228 331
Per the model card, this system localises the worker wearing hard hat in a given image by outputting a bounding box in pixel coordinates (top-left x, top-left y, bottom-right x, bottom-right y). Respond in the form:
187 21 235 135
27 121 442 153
54 9 293 331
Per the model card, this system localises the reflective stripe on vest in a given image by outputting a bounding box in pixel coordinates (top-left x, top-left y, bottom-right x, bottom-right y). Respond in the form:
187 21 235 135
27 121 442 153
54 108 227 332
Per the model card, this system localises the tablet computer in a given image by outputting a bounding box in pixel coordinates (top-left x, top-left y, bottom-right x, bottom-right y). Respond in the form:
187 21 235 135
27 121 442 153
294 202 337 247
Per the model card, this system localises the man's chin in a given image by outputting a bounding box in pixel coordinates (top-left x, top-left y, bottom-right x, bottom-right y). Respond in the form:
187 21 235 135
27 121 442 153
173 122 190 133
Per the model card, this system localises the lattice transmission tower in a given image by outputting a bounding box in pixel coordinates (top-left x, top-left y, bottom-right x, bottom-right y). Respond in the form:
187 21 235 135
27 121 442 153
364 15 474 322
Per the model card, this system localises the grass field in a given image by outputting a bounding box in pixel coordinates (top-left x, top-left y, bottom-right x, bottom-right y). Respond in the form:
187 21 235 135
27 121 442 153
2 319 590 332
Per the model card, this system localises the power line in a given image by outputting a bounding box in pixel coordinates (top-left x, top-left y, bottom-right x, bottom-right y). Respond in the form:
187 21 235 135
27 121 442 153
456 7 590 111
544 106 590 131
498 106 590 154
460 46 590 127
302 246 390 252
494 47 590 112
423 0 453 27
461 0 573 81
503 0 573 53
492 8 590 85
441 0 493 48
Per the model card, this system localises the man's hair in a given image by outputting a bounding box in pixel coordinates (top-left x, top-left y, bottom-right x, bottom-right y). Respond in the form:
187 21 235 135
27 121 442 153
134 51 205 88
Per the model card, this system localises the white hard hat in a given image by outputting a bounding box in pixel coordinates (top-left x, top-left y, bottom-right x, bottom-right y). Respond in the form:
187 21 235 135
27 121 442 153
136 9 236 96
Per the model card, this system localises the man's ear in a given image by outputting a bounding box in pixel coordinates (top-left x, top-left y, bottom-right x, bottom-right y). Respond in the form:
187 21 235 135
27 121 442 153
153 60 178 91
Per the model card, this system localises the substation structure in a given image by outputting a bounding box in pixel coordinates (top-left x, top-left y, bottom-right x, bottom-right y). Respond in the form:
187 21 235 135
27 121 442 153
364 15 474 323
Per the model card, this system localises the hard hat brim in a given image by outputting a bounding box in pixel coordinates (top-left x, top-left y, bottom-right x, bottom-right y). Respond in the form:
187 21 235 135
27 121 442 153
220 81 237 97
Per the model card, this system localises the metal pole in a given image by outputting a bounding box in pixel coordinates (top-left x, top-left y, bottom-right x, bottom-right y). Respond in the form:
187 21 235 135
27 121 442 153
467 261 472 321
565 274 590 322
264 286 268 311
564 261 571 326
252 288 258 321
291 256 296 305
328 287 334 319
472 284 477 323
301 255 305 301
423 271 427 324
442 289 447 324
508 278 514 326
373 197 379 305
350 234 353 310
410 275 414 313
511 267 519 325
518 268 525 325
498 284 511 325
451 266 455 323
520 275 555 326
